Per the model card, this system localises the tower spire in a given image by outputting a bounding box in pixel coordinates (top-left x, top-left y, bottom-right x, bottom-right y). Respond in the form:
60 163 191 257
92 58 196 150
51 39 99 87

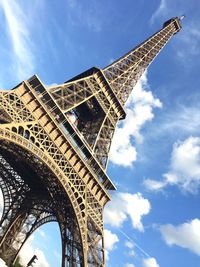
103 17 183 105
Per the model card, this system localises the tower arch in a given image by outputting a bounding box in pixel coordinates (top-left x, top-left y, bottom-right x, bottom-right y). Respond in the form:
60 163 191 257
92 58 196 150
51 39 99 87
0 128 85 266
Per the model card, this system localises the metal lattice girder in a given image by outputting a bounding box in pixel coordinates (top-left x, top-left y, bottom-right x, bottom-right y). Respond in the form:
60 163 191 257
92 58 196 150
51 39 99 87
0 17 183 267
0 208 56 266
103 17 182 105
49 68 125 169
0 154 29 238
59 218 84 267
0 144 84 266
87 218 104 267
0 90 35 123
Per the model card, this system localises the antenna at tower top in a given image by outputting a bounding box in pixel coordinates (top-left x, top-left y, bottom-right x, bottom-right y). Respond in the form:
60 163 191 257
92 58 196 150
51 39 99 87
179 14 185 20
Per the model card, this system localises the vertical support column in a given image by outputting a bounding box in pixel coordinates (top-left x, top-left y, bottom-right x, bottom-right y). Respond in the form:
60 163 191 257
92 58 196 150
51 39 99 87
0 212 27 265
59 215 84 267
87 218 104 267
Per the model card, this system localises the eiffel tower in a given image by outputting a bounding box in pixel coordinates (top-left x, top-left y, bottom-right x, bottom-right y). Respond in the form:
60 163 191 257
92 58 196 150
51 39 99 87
0 17 183 266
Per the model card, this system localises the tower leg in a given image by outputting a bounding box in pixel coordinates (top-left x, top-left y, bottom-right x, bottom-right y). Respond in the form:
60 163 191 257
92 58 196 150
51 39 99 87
87 219 104 267
59 212 84 267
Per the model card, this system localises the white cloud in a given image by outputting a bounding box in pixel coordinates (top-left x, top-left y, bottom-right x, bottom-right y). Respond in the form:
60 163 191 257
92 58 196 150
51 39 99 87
104 229 119 261
160 218 200 256
0 259 7 267
104 192 151 231
125 264 135 267
128 250 135 257
110 72 162 167
19 235 49 267
104 229 119 251
142 257 160 267
125 241 134 249
125 241 135 258
0 0 34 80
144 136 200 193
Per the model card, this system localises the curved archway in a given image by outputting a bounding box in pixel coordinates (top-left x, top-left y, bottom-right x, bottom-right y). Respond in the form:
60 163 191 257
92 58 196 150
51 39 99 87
0 128 85 266
0 192 61 267
18 222 62 267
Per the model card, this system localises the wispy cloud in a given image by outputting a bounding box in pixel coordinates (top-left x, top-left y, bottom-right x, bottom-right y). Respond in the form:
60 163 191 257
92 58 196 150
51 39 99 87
110 72 162 167
125 264 135 267
0 0 34 81
66 0 102 32
176 22 200 60
150 0 167 24
157 105 200 135
110 228 160 267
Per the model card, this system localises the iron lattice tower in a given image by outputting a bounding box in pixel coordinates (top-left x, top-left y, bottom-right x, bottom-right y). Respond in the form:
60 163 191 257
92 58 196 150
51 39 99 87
0 17 182 266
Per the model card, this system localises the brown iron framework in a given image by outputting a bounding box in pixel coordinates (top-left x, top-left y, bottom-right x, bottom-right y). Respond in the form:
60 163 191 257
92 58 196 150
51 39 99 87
0 17 182 266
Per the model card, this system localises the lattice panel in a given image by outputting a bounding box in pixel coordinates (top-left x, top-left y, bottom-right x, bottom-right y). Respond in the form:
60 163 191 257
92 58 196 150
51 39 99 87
50 72 123 169
19 123 87 203
87 218 104 267
93 117 116 169
0 91 34 123
0 154 29 238
0 109 12 123
50 78 97 112
0 121 88 224
0 142 85 266
87 190 103 231
103 20 181 105
60 218 84 266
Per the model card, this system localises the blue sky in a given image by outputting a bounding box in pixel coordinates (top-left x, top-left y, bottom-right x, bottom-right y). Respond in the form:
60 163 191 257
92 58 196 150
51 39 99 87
0 1 200 267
